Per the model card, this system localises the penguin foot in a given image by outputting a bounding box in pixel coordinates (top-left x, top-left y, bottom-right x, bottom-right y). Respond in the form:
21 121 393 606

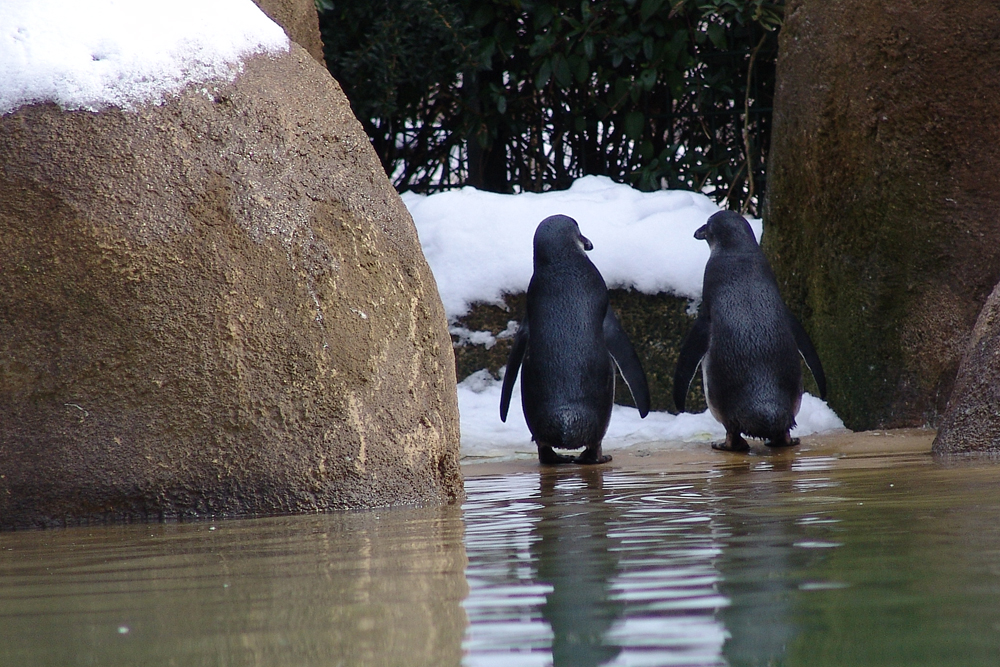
765 434 800 448
537 445 578 465
574 447 611 465
712 433 750 452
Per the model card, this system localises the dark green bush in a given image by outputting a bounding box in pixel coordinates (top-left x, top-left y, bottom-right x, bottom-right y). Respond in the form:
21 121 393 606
318 0 782 213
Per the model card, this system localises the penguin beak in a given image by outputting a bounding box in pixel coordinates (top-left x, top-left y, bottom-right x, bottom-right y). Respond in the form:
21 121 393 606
579 234 593 251
694 224 709 241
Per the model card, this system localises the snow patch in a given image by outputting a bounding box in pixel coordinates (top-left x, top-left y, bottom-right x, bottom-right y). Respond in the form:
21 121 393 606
0 0 289 115
403 176 761 321
458 370 845 460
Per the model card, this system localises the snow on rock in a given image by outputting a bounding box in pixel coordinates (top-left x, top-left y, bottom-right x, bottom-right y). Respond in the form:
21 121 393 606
0 0 289 115
402 175 760 321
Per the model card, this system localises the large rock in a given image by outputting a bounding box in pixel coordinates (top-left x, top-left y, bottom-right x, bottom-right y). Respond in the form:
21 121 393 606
932 281 1000 454
764 1 1000 430
0 46 462 528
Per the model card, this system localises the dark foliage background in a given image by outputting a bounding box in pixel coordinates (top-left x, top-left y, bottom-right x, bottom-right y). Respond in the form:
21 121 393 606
317 0 782 214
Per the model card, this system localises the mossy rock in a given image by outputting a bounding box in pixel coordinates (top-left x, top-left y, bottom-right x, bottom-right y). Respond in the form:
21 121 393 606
451 289 707 414
765 0 1000 430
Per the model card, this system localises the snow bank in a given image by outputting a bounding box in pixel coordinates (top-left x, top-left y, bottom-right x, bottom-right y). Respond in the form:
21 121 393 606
0 0 289 115
402 175 758 320
457 370 845 460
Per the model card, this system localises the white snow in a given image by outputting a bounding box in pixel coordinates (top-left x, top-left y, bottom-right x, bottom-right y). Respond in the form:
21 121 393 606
401 175 758 320
457 371 845 461
404 177 847 459
0 0 289 116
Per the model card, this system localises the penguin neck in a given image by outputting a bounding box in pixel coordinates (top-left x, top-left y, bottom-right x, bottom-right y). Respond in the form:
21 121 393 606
710 242 760 258
533 247 589 270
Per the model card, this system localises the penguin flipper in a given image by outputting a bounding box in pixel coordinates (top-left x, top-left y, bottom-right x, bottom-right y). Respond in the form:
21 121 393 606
788 314 827 400
673 315 709 413
500 317 529 422
603 308 651 417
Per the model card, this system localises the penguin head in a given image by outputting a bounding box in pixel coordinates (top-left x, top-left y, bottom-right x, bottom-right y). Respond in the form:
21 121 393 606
533 215 593 265
694 210 758 252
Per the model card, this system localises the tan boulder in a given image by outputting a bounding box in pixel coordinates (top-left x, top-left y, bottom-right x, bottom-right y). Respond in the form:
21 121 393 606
0 46 462 528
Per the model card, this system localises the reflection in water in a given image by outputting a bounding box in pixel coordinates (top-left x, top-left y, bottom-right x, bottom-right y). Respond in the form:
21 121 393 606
604 478 728 666
711 458 809 666
464 449 1000 667
534 468 624 667
463 469 730 666
6 447 1000 666
784 461 1000 667
0 506 468 667
462 473 553 662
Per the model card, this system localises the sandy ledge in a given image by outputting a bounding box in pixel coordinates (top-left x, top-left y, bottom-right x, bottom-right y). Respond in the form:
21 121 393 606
460 428 937 477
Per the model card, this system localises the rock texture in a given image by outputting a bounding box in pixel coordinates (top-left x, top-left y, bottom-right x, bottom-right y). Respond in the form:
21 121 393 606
253 0 325 64
764 0 1000 430
932 281 1000 454
0 46 462 528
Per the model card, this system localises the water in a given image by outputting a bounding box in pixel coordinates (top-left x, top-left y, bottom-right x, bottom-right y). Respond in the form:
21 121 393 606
3 436 1000 666
0 507 468 666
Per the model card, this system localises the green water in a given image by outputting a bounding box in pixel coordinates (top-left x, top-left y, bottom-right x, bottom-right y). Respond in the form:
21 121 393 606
2 446 1000 666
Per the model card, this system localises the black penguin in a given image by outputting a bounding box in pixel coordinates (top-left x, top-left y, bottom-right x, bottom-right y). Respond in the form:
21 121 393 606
673 210 826 452
500 215 650 464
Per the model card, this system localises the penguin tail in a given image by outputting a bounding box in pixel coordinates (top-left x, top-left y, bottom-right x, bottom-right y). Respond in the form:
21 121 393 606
742 403 796 442
537 407 606 449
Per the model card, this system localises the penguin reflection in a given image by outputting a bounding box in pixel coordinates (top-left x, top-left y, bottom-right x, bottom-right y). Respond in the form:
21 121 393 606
712 458 802 666
530 467 624 667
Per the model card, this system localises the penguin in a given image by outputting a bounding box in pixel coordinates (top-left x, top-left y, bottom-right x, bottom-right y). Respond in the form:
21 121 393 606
673 210 826 452
500 215 650 464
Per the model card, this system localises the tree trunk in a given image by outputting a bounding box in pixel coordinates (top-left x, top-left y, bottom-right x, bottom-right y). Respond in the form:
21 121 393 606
464 70 511 193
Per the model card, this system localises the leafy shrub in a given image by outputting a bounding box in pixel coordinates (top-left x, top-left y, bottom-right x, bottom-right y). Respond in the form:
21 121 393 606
318 0 782 213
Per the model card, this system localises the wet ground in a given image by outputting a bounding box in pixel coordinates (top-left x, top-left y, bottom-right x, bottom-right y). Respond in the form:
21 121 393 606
4 429 1000 666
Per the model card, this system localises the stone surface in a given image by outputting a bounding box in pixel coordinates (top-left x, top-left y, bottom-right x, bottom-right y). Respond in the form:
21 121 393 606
764 0 1000 430
932 281 1000 454
0 46 462 528
253 0 325 64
